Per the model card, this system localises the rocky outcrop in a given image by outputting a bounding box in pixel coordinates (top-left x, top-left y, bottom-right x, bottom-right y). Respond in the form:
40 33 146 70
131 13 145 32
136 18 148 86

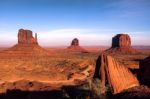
71 38 79 46
138 56 150 86
94 54 139 94
113 86 150 99
112 34 131 48
18 29 38 45
105 34 138 54
67 38 88 53
5 29 49 56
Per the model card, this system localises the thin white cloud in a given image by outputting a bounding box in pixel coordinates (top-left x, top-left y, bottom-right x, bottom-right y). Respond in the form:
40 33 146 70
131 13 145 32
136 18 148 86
0 28 150 47
0 33 17 47
130 31 150 46
38 28 114 46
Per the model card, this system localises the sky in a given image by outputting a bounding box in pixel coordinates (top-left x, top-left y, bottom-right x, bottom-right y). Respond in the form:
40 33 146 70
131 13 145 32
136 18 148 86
0 0 150 47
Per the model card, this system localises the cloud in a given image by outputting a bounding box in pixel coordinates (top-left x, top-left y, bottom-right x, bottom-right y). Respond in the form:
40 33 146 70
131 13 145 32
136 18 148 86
0 33 17 47
0 28 150 47
130 31 150 45
38 28 114 46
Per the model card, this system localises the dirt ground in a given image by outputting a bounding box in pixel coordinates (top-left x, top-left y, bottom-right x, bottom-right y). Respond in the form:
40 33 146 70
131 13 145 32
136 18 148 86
0 47 150 98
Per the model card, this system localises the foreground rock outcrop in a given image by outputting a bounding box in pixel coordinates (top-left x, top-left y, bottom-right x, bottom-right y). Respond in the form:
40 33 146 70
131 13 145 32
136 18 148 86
105 34 138 54
138 56 150 87
5 29 49 56
94 54 139 94
67 38 88 53
113 86 150 99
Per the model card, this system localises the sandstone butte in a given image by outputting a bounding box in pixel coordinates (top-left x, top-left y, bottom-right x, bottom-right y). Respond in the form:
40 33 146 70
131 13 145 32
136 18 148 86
67 38 88 53
93 54 140 94
138 55 150 87
18 29 38 45
4 29 49 56
105 34 139 54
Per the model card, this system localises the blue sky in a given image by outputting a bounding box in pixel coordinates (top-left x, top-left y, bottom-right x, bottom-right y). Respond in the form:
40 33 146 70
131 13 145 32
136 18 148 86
0 0 150 46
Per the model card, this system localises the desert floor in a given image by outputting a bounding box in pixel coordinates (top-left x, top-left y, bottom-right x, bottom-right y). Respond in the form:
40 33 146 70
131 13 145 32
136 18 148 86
0 47 150 98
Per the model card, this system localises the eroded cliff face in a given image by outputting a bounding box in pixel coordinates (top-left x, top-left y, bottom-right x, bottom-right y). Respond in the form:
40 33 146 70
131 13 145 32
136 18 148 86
105 34 139 54
138 56 150 86
5 29 49 56
94 54 139 94
112 34 131 48
18 29 38 45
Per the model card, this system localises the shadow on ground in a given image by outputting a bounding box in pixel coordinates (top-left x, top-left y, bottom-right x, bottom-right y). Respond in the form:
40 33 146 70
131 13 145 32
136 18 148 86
0 87 95 99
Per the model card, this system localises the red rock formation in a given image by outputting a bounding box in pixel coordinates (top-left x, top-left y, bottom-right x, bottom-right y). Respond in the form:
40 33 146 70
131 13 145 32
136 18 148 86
94 54 140 94
112 34 131 48
18 29 38 45
105 34 138 54
67 38 88 53
138 56 150 86
5 29 49 56
71 38 79 46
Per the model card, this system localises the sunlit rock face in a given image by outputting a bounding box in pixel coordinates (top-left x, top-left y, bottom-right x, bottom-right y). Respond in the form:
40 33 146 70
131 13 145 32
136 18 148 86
5 29 49 56
93 54 139 94
112 34 131 48
18 29 38 45
104 33 139 54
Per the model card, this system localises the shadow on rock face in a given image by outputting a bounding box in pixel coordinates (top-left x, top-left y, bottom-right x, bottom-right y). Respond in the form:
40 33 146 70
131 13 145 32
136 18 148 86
93 56 101 79
138 56 150 87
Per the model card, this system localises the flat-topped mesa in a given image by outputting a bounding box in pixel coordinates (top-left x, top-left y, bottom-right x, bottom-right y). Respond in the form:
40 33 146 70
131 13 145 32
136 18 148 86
18 29 38 45
104 33 139 54
67 38 88 53
71 38 79 46
112 34 131 48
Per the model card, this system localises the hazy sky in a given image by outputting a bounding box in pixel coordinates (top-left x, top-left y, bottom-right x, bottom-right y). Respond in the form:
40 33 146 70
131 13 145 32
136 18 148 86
0 0 150 46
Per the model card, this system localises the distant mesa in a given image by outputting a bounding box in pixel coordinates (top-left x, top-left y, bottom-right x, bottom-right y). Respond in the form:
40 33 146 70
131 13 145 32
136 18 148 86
5 29 49 56
67 38 88 53
18 29 38 45
71 38 79 46
112 34 131 48
138 56 150 87
104 34 139 54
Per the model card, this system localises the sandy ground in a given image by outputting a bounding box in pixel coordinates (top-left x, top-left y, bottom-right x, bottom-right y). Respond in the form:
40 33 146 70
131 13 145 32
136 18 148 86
0 46 150 95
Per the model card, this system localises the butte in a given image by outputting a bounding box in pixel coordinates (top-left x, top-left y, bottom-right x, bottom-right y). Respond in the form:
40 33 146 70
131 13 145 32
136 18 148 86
67 38 88 53
104 34 139 54
5 29 49 56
